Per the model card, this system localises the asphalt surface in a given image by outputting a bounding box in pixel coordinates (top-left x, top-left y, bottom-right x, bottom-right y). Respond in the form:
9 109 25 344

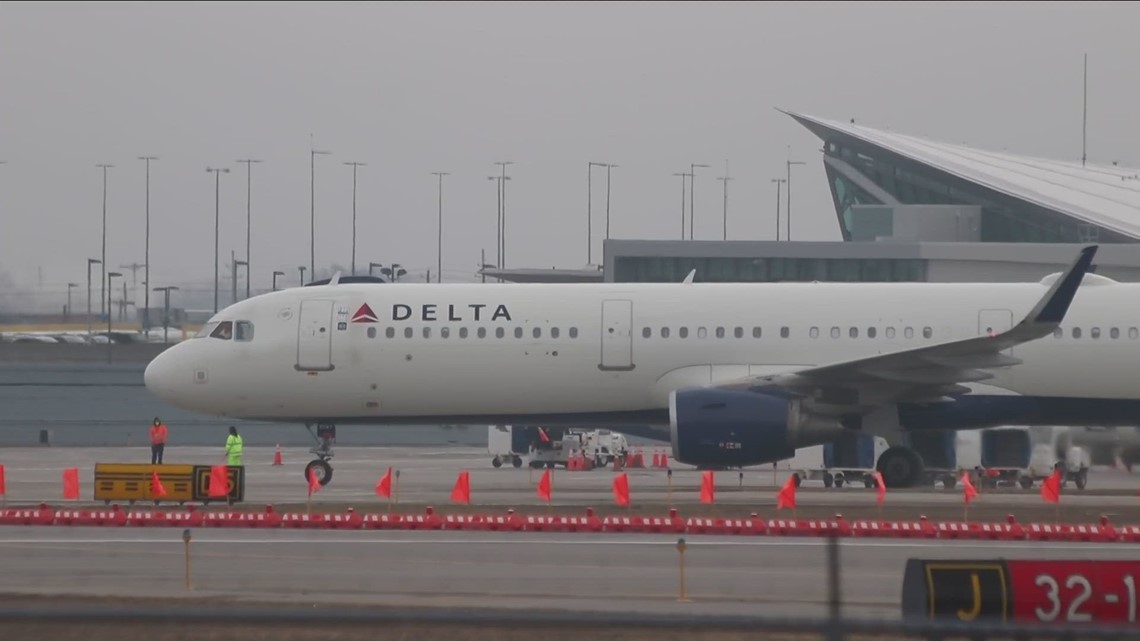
1 527 1136 619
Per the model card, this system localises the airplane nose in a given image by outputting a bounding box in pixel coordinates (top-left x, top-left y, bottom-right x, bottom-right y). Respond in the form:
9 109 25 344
144 346 180 403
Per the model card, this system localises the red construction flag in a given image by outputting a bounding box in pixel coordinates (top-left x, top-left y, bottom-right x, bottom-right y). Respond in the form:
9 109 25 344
962 472 978 505
873 471 886 504
1041 468 1062 504
612 472 630 507
307 467 321 497
62 468 79 500
538 427 550 443
776 475 797 510
150 471 167 498
208 465 229 498
0 464 6 496
700 470 715 504
537 468 552 502
375 467 393 498
451 470 471 504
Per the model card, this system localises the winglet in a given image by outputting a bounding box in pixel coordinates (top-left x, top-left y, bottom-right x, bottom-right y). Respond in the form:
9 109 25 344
1023 245 1098 326
682 269 696 284
328 271 343 286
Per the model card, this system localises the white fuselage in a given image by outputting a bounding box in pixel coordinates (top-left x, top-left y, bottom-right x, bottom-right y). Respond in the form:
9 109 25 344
143 276 1140 427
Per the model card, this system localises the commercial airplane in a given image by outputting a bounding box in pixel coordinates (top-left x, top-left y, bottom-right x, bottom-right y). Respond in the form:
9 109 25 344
145 245 1136 488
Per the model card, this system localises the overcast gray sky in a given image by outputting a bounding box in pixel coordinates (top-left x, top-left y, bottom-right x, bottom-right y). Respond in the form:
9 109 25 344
2 1 1139 310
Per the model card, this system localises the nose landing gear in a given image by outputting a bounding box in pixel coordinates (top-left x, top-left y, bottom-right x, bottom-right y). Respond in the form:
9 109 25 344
304 423 336 486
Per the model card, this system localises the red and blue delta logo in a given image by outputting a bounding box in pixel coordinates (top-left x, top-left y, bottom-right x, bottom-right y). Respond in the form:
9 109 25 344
351 303 379 323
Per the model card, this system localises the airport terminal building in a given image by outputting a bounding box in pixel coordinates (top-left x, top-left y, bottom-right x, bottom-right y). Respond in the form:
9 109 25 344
485 111 1140 285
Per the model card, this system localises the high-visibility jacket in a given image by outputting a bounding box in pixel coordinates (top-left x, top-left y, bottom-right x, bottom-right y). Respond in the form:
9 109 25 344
225 434 244 464
149 424 168 445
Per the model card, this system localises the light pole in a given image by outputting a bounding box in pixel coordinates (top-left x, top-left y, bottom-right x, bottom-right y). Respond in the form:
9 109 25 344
431 171 449 283
587 162 607 265
494 161 513 269
689 163 709 240
717 162 732 241
605 163 617 243
272 270 285 292
310 146 331 279
107 271 122 363
786 151 806 241
206 167 229 313
236 159 262 299
342 161 366 275
138 156 157 330
381 264 407 283
672 172 690 240
152 285 179 344
232 254 248 304
86 258 101 335
66 283 78 321
771 178 786 240
96 163 113 319
298 265 306 286
368 262 383 277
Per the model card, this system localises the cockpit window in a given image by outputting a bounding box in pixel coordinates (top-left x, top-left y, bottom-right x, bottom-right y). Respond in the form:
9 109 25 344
210 321 234 340
235 321 254 342
195 322 219 339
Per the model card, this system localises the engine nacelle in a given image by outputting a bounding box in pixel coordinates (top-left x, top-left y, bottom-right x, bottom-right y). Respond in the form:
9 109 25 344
669 388 844 468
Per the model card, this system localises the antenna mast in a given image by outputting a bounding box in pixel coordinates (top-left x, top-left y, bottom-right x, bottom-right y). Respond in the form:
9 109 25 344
1082 52 1088 167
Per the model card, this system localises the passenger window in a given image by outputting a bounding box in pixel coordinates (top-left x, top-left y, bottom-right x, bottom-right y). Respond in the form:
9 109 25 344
496 327 505 339
697 327 707 339
569 327 578 338
1111 327 1120 339
886 327 896 339
679 327 689 338
1091 327 1101 339
532 327 541 339
1130 327 1139 340
422 327 431 339
867 327 877 339
386 327 395 339
514 327 523 339
441 327 450 339
715 327 725 339
1072 327 1082 339
661 327 671 339
551 327 560 339
780 327 789 338
734 327 743 339
922 327 932 339
809 327 819 339
477 327 487 338
849 327 858 339
367 327 377 339
904 327 914 339
642 327 651 339
404 327 413 339
234 321 254 341
209 321 233 340
830 327 840 339
459 327 468 339
752 327 762 338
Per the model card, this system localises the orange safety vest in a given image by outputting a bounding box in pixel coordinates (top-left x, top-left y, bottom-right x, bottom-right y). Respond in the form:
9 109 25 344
150 424 168 445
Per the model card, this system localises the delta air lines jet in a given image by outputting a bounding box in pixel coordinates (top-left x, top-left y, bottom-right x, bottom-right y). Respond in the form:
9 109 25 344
145 246 1135 487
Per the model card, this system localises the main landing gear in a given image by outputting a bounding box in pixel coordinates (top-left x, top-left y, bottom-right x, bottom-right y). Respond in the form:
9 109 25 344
876 446 925 489
304 423 336 487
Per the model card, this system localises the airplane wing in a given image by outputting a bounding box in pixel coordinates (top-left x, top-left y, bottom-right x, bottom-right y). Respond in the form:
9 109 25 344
717 245 1098 410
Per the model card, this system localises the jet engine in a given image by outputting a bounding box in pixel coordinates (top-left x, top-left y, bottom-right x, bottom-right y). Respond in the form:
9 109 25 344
669 388 844 468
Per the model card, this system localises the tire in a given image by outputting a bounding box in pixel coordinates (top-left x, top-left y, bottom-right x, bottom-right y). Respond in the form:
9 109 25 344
943 475 957 490
834 475 845 489
1075 470 1088 490
492 456 503 468
304 459 333 486
863 475 875 489
823 472 834 488
876 447 925 489
512 456 522 468
1019 477 1033 490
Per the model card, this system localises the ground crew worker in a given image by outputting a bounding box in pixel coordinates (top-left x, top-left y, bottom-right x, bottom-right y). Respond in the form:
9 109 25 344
149 417 168 464
224 426 244 466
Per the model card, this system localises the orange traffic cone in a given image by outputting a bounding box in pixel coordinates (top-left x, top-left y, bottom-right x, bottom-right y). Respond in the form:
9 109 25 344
272 445 283 466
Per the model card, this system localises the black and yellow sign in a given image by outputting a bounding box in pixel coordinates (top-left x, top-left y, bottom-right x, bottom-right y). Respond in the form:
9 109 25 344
191 465 245 503
93 463 244 504
94 464 196 503
902 559 1010 623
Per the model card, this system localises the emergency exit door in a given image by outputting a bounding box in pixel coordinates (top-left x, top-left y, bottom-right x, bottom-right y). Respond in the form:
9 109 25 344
599 299 634 371
296 299 335 371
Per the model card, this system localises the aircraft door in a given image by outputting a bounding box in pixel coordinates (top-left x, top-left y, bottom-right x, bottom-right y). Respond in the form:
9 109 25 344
599 299 634 371
296 299 335 371
978 308 1014 355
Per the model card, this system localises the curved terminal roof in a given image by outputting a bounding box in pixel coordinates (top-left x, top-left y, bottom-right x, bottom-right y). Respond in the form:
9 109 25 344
785 111 1140 240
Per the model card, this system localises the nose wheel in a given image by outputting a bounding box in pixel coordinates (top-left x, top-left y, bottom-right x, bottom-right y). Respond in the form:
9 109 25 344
304 423 336 487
